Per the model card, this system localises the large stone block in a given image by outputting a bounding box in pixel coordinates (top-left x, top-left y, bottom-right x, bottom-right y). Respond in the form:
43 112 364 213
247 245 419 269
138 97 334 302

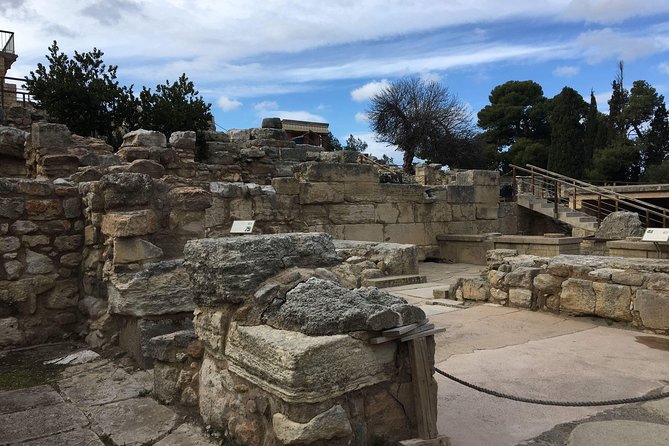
384 223 426 246
30 122 72 152
108 260 194 317
119 316 193 369
264 277 425 335
273 405 353 445
328 204 375 224
455 170 499 186
183 233 340 306
343 224 384 242
0 126 27 159
381 184 425 203
113 238 164 264
0 198 24 219
509 288 533 308
24 199 63 220
592 282 632 321
635 289 669 330
99 173 153 210
224 324 397 403
294 162 378 183
299 183 344 204
504 267 542 288
168 187 212 211
461 278 490 301
122 129 167 147
101 210 159 237
560 278 595 315
446 185 475 203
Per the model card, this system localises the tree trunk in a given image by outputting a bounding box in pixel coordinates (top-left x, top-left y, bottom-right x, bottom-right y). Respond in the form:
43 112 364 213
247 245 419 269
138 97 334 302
403 148 415 175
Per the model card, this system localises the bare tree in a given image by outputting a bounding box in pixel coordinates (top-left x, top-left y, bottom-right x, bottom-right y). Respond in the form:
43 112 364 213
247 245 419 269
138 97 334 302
367 77 473 174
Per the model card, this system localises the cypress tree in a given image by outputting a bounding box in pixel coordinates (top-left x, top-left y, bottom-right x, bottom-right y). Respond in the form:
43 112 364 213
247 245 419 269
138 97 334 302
547 87 587 178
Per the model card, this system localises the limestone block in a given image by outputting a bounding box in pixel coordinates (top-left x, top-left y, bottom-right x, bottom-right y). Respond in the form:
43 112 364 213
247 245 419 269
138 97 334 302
455 170 499 186
0 236 20 253
461 278 490 301
126 159 166 178
183 233 340 306
30 122 72 152
592 282 632 321
146 329 201 363
595 211 644 240
504 267 542 288
476 205 499 220
264 277 425 335
329 204 375 224
169 130 197 148
490 288 508 303
381 183 425 203
119 316 194 369
294 162 378 183
22 234 49 247
4 260 23 279
300 205 328 225
25 250 54 274
99 173 153 210
193 308 230 355
0 317 23 347
635 289 669 330
384 223 426 245
108 260 194 317
344 182 386 203
273 405 353 444
452 204 476 221
113 238 164 264
417 202 451 222
252 127 288 140
54 235 83 251
533 274 564 296
299 183 344 204
272 177 300 195
229 198 253 220
278 147 307 161
101 210 159 237
474 185 499 204
45 279 78 309
225 324 397 403
509 288 533 308
24 199 63 220
0 198 24 219
168 187 212 211
487 269 506 288
375 203 400 224
611 269 645 286
122 129 167 147
560 278 596 315
447 185 475 203
16 179 54 196
62 197 81 218
646 273 669 291
0 126 28 158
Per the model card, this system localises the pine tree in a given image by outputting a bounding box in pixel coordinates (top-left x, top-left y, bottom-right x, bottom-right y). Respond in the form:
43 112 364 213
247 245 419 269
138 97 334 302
547 87 587 178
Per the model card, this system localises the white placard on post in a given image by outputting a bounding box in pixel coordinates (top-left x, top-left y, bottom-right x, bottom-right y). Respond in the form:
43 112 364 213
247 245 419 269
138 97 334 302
642 228 669 242
230 220 255 234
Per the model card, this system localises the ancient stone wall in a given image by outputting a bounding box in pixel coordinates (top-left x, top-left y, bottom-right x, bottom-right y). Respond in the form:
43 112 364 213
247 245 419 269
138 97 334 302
461 251 669 333
183 233 435 445
0 177 83 346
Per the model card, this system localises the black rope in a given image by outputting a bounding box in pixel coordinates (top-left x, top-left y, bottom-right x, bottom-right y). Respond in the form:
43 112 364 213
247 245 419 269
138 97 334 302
435 367 669 407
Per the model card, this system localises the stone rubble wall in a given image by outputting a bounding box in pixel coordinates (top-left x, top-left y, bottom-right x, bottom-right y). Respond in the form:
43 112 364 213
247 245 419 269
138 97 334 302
460 251 669 333
0 177 84 346
182 233 434 445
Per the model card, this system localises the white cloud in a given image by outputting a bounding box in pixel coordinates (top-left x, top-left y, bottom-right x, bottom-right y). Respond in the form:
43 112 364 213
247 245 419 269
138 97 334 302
552 65 580 77
594 91 613 113
254 100 279 111
420 72 442 83
217 96 243 111
575 28 666 64
562 0 669 24
355 112 369 123
659 62 669 75
351 80 390 102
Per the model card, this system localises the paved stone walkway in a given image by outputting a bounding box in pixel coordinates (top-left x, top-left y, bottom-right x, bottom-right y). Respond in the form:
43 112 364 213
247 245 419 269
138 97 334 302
0 356 217 446
387 262 669 446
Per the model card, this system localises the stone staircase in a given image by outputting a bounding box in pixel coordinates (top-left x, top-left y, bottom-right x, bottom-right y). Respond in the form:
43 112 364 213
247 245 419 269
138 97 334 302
517 193 599 234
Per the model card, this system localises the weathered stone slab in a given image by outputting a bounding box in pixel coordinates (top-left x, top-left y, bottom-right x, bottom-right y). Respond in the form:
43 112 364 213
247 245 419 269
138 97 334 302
592 282 632 321
273 405 353 444
89 397 178 446
594 211 644 240
122 129 167 147
224 324 397 403
560 278 596 315
58 362 152 406
154 423 218 446
108 259 194 317
0 403 88 444
184 233 340 305
509 288 533 308
504 267 542 288
146 329 200 363
101 210 159 237
113 238 163 264
461 278 490 301
21 429 105 446
0 385 63 415
636 289 669 330
264 277 425 335
294 162 378 183
567 420 669 446
99 172 153 209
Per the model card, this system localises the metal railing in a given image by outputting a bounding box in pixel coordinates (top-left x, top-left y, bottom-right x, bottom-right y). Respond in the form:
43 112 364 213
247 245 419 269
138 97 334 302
511 164 669 228
1 76 32 105
0 30 14 54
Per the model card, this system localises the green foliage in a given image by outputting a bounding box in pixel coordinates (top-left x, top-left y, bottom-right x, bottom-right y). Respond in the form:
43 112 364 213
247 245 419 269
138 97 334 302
587 140 641 182
368 76 476 173
642 160 669 182
547 87 588 178
327 132 343 150
25 41 134 144
477 80 550 169
138 74 212 139
344 134 369 152
583 91 610 172
25 41 212 148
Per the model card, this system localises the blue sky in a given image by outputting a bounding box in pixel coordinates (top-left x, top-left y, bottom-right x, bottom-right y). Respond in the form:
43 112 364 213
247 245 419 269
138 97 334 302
4 1 669 161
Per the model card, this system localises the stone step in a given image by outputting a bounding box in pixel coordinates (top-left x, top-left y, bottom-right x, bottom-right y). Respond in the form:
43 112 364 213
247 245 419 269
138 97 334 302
364 274 427 288
429 299 465 308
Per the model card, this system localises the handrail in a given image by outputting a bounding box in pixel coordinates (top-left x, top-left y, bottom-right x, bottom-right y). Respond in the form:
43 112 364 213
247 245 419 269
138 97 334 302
524 164 669 214
510 164 669 227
